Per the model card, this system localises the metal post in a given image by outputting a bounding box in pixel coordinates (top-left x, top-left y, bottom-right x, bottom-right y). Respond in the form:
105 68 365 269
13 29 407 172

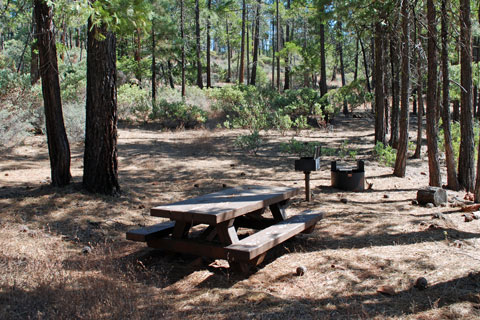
304 171 311 201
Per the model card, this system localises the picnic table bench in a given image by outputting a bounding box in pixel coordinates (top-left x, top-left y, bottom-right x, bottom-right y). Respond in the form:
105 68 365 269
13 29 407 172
127 185 323 273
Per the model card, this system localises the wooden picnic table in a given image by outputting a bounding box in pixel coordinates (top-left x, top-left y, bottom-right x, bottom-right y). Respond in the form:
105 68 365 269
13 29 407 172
127 185 322 273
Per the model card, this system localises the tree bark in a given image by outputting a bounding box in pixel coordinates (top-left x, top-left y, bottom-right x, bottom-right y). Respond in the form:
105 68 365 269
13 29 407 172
359 37 371 93
374 22 386 145
413 18 424 159
250 0 261 86
284 0 290 90
276 0 280 91
181 0 186 96
389 36 400 148
195 0 203 88
426 0 442 187
459 0 474 191
34 0 71 187
271 19 275 89
393 0 410 177
151 20 156 105
239 0 246 84
84 17 120 195
441 0 460 190
226 18 231 83
319 23 327 96
30 7 40 85
338 22 348 115
206 0 212 88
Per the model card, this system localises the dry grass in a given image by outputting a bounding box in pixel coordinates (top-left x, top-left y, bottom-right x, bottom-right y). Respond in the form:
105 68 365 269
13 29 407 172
1 115 480 319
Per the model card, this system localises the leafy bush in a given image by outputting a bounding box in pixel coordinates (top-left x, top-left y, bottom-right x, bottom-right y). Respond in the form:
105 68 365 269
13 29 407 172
59 57 87 102
374 141 396 167
117 84 151 121
150 99 207 128
279 139 322 158
63 102 86 142
234 131 263 155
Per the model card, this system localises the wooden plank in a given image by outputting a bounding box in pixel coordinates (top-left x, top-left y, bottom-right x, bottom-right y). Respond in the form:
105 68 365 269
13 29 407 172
226 211 323 262
234 216 276 230
126 221 176 242
147 238 227 259
150 185 299 224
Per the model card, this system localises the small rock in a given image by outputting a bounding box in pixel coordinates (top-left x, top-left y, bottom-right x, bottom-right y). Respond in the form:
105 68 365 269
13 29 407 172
464 214 474 222
240 172 246 176
432 212 444 219
440 203 447 207
340 198 348 204
82 246 92 254
296 266 307 276
426 203 435 208
473 211 480 220
19 225 29 233
414 277 428 290
377 285 395 296
5 173 8 176
383 194 390 199
194 184 199 188
138 204 145 209
421 172 427 175
412 200 419 205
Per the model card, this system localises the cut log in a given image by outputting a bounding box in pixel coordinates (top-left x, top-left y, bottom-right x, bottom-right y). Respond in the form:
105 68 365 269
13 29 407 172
416 187 447 206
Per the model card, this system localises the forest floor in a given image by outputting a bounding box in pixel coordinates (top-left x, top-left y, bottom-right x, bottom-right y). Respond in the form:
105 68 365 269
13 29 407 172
1 113 480 319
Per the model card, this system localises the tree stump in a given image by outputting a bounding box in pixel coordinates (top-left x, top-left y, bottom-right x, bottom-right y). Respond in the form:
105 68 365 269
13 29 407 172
416 187 447 206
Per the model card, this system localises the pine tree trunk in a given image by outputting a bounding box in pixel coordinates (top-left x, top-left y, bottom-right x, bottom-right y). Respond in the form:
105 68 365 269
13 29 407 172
250 0 261 86
34 0 71 187
180 0 186 96
393 0 410 177
195 0 203 88
239 0 246 84
319 23 327 96
413 18 424 159
271 19 275 89
374 22 386 145
441 0 460 190
284 0 290 90
226 18 231 83
459 0 474 191
359 38 371 93
426 0 442 187
151 21 156 105
354 38 359 81
30 7 40 85
389 37 400 148
338 22 348 115
206 0 212 88
276 0 280 91
84 18 120 195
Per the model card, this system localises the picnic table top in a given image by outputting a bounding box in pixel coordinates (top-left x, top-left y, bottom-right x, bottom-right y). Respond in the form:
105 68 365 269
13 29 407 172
150 185 299 224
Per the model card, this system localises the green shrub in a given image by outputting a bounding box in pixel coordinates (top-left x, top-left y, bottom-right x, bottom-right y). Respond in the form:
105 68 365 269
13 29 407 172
63 102 86 142
374 141 396 167
150 99 207 128
117 84 151 121
234 131 263 155
0 106 33 147
279 138 322 158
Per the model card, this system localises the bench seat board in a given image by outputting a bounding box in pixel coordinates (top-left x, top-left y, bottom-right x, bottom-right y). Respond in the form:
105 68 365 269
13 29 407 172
150 185 299 224
126 221 176 242
226 212 323 261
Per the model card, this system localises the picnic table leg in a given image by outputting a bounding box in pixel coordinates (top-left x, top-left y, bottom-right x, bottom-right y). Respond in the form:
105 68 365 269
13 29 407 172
172 221 192 239
216 220 239 245
269 200 289 222
229 253 266 274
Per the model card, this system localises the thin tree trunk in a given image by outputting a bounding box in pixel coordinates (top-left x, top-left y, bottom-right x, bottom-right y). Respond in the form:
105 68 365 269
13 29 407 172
195 0 203 88
271 19 275 89
389 37 400 148
338 22 348 115
394 0 410 177
151 21 156 105
239 0 246 84
34 0 71 186
226 18 231 83
459 0 474 191
413 17 424 159
30 7 40 85
360 37 371 93
181 0 186 96
426 0 442 187
206 0 212 88
374 22 386 145
84 16 120 195
250 0 261 86
319 23 327 96
167 60 175 89
284 0 290 90
354 38 359 81
441 0 460 190
276 0 280 91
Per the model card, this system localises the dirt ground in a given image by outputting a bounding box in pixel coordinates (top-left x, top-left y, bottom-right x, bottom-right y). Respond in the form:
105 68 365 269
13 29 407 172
1 114 480 319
